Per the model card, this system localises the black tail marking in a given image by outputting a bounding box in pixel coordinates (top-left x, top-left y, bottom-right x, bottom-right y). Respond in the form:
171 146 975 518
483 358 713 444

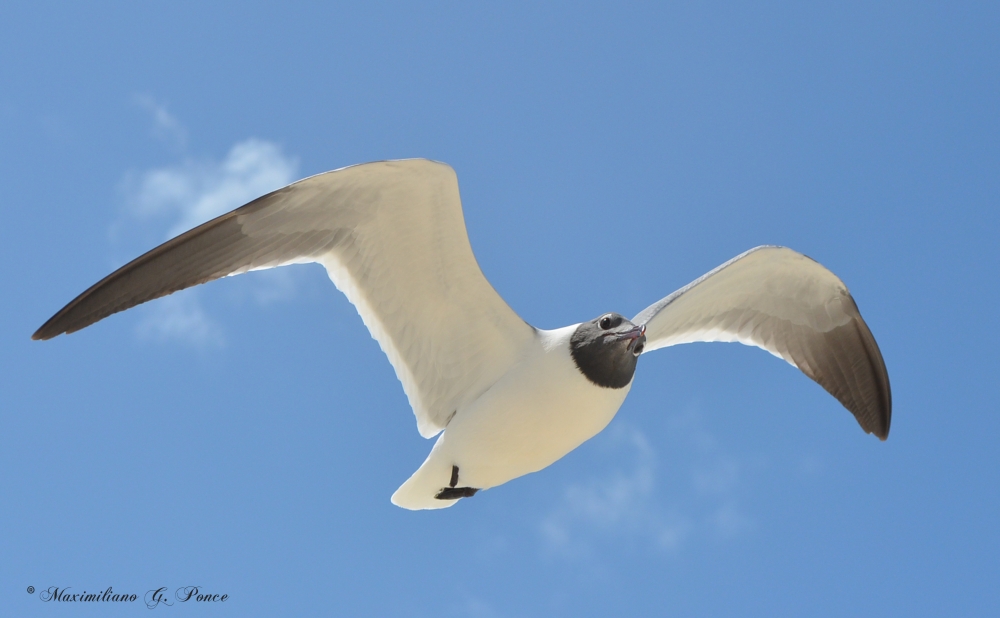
435 487 479 500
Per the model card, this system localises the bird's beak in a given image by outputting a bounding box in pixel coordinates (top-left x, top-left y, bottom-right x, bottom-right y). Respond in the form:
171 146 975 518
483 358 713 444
608 324 646 352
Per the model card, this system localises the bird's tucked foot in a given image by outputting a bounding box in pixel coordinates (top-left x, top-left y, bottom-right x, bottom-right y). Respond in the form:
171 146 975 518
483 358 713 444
435 465 480 500
435 486 479 500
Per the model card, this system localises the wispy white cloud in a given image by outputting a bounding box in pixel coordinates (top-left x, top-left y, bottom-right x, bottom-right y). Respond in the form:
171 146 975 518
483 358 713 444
126 138 298 237
539 424 691 557
134 93 187 150
135 292 224 348
116 104 300 347
665 408 754 539
244 267 300 306
540 408 754 560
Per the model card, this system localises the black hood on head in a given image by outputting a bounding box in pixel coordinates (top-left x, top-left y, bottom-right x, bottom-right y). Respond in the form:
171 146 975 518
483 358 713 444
570 313 645 389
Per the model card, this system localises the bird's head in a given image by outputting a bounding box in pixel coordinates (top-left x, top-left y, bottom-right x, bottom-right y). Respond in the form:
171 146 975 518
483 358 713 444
569 313 646 389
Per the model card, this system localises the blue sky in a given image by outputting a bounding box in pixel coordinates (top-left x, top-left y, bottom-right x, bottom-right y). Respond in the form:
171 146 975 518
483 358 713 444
2 2 998 616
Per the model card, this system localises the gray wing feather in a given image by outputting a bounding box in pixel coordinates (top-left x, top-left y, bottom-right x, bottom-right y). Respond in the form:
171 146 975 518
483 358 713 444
34 159 536 438
634 246 891 439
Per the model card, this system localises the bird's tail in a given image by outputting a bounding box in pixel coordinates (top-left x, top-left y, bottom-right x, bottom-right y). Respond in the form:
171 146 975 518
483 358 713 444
390 437 461 510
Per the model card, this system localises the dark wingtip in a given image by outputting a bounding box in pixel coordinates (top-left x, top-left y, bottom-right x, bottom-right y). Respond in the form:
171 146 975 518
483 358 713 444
32 309 78 341
32 322 60 341
871 416 890 441
866 400 891 441
879 414 891 440
843 298 892 442
877 401 891 440
869 360 892 442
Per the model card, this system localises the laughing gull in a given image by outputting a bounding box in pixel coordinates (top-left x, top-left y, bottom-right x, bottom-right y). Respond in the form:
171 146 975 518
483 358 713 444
34 159 891 510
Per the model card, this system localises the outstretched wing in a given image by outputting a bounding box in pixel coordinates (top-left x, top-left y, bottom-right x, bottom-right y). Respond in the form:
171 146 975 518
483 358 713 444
34 159 536 438
633 246 891 439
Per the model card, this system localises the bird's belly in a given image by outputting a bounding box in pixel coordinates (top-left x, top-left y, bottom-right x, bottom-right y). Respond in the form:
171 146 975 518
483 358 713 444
439 354 631 490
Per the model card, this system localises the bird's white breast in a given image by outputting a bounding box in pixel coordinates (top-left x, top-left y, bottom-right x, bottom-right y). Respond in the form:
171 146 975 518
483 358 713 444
433 325 632 490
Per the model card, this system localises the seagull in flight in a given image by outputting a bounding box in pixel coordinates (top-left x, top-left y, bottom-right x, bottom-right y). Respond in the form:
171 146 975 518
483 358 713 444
34 159 891 510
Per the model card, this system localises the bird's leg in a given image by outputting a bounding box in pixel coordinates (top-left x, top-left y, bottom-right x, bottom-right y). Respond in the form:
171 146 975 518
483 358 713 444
435 465 480 500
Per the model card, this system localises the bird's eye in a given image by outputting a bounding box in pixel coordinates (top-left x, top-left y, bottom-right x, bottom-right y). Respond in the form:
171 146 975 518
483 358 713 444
599 316 612 330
